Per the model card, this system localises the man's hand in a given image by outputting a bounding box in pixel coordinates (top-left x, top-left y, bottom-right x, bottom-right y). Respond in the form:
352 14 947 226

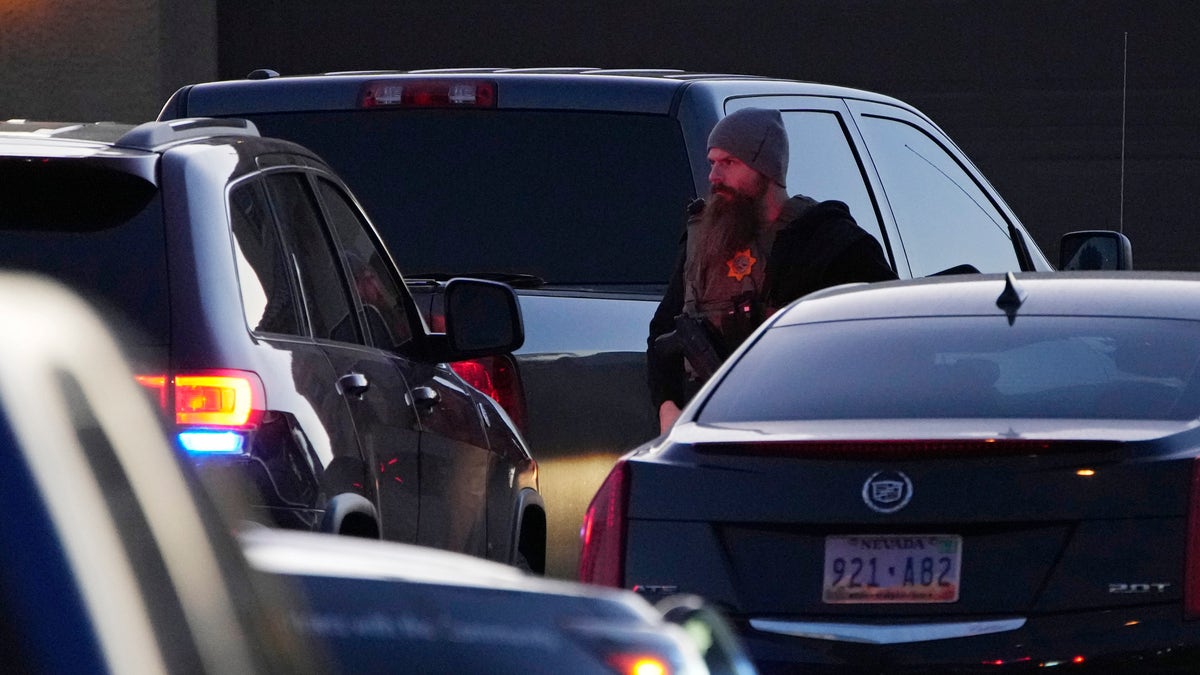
659 400 682 434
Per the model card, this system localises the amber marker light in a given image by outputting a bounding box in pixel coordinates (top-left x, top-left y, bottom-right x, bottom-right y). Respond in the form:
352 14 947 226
1076 469 1096 477
607 654 669 675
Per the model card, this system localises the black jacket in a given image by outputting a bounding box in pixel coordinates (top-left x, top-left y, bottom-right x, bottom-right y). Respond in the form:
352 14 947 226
646 199 896 410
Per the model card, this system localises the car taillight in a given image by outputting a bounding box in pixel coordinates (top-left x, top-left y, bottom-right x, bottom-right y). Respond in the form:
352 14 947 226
605 653 670 675
579 459 629 586
451 355 527 433
1185 457 1200 619
359 79 496 108
136 369 265 455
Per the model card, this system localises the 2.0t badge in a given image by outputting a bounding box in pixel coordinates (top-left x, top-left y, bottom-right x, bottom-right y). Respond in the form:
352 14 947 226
862 470 913 514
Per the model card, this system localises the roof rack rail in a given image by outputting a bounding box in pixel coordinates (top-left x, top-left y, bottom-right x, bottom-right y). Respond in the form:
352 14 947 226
115 118 260 151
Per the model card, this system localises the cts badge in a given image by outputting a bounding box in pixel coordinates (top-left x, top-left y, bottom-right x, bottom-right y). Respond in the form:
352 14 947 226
862 470 913 514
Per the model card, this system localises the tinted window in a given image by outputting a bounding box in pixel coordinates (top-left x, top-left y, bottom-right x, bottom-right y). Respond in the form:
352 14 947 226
857 115 1019 276
0 161 168 345
316 179 415 350
264 173 357 342
782 111 885 248
239 110 694 287
700 316 1200 421
230 179 303 336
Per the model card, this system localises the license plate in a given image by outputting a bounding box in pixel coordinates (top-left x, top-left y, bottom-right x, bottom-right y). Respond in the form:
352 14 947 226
823 534 961 604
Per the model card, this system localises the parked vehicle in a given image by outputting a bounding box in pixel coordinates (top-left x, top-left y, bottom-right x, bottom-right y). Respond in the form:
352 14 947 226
0 270 749 675
157 68 1129 577
582 271 1200 672
0 272 315 674
0 118 545 571
241 525 757 675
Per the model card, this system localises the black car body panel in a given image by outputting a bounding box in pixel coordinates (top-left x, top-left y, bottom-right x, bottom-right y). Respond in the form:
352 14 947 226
0 119 543 570
161 69 1072 577
584 273 1200 671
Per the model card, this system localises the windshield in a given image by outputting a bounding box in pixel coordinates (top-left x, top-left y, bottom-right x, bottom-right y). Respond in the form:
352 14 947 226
699 316 1200 422
237 109 694 287
0 161 168 345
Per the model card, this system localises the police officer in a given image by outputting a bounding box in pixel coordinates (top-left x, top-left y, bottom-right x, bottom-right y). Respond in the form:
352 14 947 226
647 107 896 433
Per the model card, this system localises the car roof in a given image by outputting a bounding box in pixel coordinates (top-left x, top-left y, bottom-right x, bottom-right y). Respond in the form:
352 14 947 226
773 271 1200 326
168 67 918 117
0 118 263 154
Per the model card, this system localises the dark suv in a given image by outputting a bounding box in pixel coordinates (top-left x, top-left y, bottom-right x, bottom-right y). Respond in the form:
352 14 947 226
0 118 545 572
159 68 1129 577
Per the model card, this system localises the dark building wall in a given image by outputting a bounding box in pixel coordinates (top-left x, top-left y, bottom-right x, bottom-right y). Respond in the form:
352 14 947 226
74 0 1200 271
1 1 217 123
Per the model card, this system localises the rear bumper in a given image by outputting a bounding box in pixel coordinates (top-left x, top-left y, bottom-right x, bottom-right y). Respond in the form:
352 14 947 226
735 604 1200 672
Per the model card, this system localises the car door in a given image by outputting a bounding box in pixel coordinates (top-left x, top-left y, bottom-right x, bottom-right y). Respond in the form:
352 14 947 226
227 175 361 523
312 176 492 558
846 98 1050 275
262 170 421 543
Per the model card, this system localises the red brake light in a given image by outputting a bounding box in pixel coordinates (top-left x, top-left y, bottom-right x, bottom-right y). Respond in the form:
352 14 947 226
359 79 496 108
136 369 265 428
1185 457 1200 619
451 355 527 433
579 459 629 586
694 439 1123 460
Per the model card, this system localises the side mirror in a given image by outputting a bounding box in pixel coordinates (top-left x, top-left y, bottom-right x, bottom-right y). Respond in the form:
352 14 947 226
1059 230 1133 270
439 278 524 360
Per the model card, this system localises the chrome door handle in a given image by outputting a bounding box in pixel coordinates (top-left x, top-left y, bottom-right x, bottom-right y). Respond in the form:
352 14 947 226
411 386 441 410
336 372 370 397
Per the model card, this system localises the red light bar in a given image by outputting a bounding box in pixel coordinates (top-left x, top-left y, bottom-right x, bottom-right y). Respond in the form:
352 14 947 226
1185 457 1200 619
693 439 1124 460
359 79 496 108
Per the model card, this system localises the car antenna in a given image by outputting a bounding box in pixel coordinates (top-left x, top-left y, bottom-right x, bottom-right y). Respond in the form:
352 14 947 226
1119 31 1128 233
995 272 1026 325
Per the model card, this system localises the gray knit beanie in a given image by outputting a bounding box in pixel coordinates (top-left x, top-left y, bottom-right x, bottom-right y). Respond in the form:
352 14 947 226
707 108 788 188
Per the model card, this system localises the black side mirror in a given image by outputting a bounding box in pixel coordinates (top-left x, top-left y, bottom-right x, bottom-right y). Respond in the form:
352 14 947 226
440 278 524 359
1059 230 1133 270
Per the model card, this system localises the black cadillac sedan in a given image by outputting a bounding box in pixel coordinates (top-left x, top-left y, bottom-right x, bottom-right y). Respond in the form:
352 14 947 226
580 272 1200 673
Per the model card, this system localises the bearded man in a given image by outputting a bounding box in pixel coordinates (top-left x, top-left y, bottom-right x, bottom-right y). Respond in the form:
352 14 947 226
648 107 897 432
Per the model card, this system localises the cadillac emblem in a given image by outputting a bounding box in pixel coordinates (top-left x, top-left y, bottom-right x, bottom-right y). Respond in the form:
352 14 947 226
862 470 913 514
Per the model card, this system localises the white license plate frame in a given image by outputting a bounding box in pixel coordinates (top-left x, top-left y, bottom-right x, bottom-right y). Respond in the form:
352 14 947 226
822 534 961 604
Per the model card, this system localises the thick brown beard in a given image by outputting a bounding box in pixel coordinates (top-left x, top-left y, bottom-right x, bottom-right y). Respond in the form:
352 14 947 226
685 186 766 295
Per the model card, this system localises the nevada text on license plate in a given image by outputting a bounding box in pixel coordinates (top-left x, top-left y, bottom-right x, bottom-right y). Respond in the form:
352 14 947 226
823 534 961 603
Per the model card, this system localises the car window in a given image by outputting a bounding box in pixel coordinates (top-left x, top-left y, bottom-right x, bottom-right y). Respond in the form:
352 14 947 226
781 111 886 250
229 179 304 336
856 115 1020 276
0 161 169 345
699 316 1200 422
315 178 415 351
235 110 694 287
263 172 358 343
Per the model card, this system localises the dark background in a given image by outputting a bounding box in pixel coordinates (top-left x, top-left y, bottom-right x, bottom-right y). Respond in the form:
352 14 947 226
216 0 1199 270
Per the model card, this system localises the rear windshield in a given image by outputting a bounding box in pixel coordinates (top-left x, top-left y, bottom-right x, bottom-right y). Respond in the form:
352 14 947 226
237 109 694 288
700 316 1200 422
0 161 168 344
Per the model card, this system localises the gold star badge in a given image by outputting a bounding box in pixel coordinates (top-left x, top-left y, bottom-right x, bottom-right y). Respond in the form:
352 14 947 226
726 248 757 281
